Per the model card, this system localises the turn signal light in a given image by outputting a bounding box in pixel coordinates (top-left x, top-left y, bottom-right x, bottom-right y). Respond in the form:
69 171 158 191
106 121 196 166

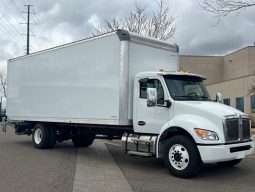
194 128 219 141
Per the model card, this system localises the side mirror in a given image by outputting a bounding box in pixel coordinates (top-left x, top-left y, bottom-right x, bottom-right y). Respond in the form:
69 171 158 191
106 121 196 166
147 88 157 107
165 100 172 108
216 92 223 103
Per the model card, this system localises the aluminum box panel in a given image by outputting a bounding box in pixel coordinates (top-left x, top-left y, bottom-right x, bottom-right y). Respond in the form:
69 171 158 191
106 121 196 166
7 34 121 125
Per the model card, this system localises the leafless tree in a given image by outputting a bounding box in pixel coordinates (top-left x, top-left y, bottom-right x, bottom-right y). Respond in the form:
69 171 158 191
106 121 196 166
91 0 176 40
200 0 255 19
248 81 255 95
0 68 7 98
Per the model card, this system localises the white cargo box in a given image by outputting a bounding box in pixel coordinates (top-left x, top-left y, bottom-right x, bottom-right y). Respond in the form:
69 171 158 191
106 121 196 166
7 30 179 126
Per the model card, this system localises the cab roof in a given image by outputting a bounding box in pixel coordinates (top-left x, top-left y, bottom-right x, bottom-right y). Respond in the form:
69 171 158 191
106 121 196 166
136 71 206 80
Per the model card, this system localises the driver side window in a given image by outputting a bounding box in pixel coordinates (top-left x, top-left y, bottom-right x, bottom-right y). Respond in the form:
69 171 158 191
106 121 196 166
140 79 164 105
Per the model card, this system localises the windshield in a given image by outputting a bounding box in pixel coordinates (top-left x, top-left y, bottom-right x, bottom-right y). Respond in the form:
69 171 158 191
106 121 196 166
163 75 210 101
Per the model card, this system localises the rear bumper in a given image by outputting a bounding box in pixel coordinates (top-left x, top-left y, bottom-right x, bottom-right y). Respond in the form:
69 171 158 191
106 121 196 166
197 141 255 163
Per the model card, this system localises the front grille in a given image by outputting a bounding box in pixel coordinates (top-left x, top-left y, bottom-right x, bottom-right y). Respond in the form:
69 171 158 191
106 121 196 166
225 118 239 141
242 118 251 139
225 116 251 142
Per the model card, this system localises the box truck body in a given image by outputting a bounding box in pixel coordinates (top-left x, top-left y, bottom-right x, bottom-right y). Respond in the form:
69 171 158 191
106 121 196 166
7 31 178 126
6 30 254 178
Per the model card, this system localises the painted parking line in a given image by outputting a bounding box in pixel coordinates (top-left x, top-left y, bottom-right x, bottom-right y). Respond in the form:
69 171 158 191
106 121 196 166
103 141 121 147
72 140 133 192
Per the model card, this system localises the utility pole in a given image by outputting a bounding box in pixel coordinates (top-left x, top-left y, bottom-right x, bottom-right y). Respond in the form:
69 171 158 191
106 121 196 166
26 5 31 55
22 5 33 55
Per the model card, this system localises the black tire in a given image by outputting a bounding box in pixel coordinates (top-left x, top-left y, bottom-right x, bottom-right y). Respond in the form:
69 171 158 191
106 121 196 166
72 133 95 147
163 135 201 178
48 125 57 148
217 159 242 167
32 124 51 149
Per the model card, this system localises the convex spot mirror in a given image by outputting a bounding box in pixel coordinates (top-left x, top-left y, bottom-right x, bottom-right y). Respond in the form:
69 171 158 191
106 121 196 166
147 88 157 107
216 92 223 103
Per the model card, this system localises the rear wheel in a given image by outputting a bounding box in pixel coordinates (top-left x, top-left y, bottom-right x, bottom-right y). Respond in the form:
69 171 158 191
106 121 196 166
48 125 57 148
163 135 201 178
217 159 242 167
32 124 51 149
72 133 95 147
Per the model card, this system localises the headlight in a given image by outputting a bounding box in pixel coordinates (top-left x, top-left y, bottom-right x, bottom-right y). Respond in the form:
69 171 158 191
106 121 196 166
194 128 219 141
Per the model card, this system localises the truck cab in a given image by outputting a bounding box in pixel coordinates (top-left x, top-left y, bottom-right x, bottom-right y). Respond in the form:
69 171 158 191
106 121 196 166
122 70 255 177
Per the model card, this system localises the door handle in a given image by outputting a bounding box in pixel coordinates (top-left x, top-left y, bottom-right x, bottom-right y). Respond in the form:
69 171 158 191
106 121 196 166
138 121 146 126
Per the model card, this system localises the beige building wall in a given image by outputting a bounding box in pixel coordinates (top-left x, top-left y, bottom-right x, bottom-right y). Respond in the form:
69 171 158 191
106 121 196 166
180 46 255 86
223 47 255 81
179 46 255 122
179 56 223 85
207 75 255 115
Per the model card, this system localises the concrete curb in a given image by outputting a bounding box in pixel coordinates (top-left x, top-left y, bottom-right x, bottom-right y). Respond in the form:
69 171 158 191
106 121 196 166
72 140 133 192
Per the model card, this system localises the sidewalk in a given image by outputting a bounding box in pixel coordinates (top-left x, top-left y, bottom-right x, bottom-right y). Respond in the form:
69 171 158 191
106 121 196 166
72 140 133 192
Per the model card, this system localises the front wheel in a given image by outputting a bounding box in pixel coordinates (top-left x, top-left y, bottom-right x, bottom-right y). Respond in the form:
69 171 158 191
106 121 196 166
163 135 201 178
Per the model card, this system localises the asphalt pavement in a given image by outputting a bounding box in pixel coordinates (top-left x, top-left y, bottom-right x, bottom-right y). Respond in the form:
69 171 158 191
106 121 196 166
0 128 77 192
106 141 255 192
1 127 255 192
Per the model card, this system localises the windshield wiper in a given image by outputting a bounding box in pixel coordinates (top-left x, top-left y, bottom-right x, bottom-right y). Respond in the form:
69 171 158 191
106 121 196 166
173 95 210 100
196 96 210 101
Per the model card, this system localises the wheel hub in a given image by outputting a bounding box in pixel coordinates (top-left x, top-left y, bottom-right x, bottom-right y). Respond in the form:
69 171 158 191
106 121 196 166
174 153 182 162
34 128 42 144
169 144 190 170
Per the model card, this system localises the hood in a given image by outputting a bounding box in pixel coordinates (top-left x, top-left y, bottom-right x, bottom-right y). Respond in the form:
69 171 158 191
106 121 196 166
175 101 246 118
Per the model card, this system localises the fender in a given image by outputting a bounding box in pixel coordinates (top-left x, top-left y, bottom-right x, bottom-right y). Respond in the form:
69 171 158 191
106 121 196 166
156 114 224 158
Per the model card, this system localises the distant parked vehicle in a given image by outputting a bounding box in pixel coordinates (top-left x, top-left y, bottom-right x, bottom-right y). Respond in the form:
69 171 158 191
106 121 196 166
0 97 6 120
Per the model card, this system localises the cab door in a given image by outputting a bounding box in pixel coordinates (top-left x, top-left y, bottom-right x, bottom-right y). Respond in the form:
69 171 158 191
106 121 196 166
134 77 172 134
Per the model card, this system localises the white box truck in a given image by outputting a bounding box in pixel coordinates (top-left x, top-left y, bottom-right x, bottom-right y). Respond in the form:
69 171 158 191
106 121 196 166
6 30 254 177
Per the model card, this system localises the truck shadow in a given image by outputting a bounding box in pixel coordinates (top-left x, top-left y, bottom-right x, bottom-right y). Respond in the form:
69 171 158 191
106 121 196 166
14 139 77 151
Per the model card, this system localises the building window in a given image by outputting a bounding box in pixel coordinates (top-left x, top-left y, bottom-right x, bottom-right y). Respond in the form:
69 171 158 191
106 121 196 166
251 96 255 113
223 98 230 106
236 97 244 112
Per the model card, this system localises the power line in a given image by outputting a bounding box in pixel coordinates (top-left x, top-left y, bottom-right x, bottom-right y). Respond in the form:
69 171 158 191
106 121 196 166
30 16 45 50
2 0 44 53
0 17 24 45
0 14 25 43
0 22 23 48
1 0 22 25
9 0 26 19
0 0 26 42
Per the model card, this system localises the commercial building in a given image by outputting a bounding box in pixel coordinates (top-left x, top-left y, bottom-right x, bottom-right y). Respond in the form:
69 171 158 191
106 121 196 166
180 46 255 124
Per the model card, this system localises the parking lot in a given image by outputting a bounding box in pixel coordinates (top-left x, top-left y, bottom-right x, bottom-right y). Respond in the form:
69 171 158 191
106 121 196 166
0 128 77 192
0 129 255 192
107 142 255 192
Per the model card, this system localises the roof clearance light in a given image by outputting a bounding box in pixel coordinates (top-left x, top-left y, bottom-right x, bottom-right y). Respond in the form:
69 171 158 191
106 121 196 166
178 67 190 73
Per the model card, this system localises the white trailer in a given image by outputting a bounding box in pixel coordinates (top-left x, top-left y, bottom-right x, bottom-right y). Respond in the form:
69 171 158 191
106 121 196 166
6 30 254 178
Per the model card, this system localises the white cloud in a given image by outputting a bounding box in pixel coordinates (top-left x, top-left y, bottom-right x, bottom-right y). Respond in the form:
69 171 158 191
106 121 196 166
88 14 100 28
0 0 254 66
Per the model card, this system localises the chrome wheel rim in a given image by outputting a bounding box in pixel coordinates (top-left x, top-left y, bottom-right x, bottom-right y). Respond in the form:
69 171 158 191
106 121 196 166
169 144 189 170
34 128 42 144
